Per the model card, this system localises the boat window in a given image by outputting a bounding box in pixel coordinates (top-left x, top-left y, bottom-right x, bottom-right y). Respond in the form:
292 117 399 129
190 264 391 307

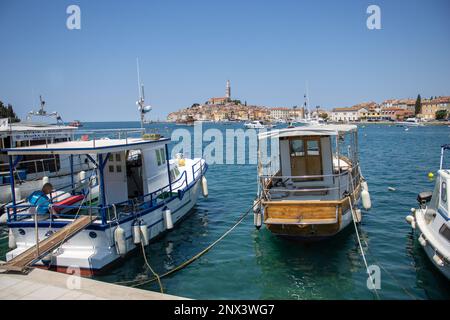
109 154 114 162
439 224 450 242
307 140 320 156
116 165 122 173
156 149 162 166
441 182 447 203
109 165 114 173
160 148 166 165
290 140 305 156
116 153 121 162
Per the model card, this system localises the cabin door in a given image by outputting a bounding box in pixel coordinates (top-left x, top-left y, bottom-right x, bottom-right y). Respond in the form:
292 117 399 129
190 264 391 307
289 137 323 181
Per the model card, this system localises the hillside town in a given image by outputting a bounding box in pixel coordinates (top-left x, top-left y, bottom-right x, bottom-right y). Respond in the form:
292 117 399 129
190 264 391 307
167 81 450 123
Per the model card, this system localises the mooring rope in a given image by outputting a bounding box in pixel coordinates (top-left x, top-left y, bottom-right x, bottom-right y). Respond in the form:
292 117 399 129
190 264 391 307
139 231 164 293
348 196 381 300
114 199 261 288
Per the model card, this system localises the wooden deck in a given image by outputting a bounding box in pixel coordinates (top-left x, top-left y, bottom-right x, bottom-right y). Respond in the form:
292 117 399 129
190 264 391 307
0 215 97 273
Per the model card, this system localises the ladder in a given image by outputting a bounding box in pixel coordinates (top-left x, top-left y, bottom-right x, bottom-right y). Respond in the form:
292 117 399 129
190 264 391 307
0 215 97 273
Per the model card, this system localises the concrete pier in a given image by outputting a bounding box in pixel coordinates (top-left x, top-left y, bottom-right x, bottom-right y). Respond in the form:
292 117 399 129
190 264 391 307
0 268 186 300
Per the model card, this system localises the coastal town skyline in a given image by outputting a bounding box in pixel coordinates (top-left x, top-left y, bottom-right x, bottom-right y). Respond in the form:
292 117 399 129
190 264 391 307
0 0 449 122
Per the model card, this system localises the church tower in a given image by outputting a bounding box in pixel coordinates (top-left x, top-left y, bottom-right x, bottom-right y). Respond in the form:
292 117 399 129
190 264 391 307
226 80 231 99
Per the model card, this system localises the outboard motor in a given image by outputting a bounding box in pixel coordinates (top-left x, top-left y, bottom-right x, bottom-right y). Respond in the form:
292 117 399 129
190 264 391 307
417 191 432 209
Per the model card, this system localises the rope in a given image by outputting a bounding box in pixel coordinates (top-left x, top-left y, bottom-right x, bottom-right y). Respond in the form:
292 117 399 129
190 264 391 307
114 199 261 288
139 231 164 293
348 197 381 300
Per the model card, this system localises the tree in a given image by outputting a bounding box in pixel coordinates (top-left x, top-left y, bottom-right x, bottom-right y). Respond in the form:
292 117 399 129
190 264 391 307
0 101 20 122
415 94 421 115
435 110 447 120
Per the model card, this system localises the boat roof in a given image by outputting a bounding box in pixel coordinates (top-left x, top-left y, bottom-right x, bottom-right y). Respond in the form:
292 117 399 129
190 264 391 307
0 122 76 133
2 137 170 155
258 124 357 140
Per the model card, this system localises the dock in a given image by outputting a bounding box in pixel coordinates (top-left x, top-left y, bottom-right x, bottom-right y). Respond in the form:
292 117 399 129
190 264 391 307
0 267 186 300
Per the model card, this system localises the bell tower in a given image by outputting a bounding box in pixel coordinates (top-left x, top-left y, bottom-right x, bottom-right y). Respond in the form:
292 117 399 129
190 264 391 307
226 80 231 99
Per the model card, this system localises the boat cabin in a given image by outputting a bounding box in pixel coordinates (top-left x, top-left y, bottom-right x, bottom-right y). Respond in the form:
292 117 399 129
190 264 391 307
2 134 180 225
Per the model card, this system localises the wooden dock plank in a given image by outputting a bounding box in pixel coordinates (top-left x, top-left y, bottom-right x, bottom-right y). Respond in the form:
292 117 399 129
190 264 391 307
0 215 97 272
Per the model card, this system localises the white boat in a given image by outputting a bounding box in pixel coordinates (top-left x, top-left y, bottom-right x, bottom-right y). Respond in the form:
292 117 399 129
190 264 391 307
253 125 371 239
3 132 207 275
0 98 94 213
396 117 424 127
244 121 273 129
406 144 450 280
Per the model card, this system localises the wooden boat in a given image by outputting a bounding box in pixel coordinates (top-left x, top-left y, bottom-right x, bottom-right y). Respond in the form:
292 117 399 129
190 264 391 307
254 125 371 239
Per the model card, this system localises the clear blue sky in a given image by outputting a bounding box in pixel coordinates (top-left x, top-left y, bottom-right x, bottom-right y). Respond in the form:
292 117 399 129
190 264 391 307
0 0 449 121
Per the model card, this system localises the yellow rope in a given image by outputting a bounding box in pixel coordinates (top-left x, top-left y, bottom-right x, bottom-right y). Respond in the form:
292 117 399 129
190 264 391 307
139 233 164 293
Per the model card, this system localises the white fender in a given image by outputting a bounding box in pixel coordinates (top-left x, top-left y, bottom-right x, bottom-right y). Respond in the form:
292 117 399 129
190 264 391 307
418 234 427 247
361 188 371 210
133 220 141 244
254 212 262 229
8 228 16 249
355 209 362 223
361 180 369 192
0 213 7 225
405 215 416 229
42 176 49 186
164 208 173 230
201 176 208 198
114 225 127 256
432 253 445 267
139 223 149 246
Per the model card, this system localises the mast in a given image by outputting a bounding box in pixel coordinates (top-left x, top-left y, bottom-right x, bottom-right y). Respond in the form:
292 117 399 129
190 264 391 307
136 58 152 129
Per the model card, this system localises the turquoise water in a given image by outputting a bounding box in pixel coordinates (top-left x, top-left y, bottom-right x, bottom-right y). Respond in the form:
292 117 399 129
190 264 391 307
2 122 450 299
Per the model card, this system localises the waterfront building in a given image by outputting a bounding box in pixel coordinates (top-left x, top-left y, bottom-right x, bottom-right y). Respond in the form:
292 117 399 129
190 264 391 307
419 97 450 120
207 80 232 105
381 107 414 121
331 106 367 122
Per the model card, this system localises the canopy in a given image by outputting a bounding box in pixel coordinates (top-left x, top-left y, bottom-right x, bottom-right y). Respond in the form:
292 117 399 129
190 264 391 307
258 124 357 140
2 137 170 155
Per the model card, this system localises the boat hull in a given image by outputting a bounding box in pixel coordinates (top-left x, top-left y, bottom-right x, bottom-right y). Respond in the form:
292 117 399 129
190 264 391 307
6 176 203 273
415 209 450 280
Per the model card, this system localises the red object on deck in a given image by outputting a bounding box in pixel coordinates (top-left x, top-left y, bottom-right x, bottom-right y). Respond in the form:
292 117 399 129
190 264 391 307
53 195 85 212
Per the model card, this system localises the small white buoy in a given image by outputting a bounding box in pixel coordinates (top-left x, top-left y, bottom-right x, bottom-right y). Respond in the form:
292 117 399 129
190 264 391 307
201 176 208 198
388 187 396 192
14 187 21 202
42 176 49 186
114 225 127 256
133 220 141 244
253 199 261 214
410 208 416 213
361 188 372 210
163 207 173 230
432 253 445 267
418 234 427 247
139 223 149 246
8 228 16 249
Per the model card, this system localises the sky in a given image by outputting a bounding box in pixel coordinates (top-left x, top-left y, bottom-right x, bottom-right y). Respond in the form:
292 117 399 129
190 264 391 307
0 0 449 122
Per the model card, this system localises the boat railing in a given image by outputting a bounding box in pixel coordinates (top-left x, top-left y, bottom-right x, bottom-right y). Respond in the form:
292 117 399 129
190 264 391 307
191 159 204 180
74 128 146 147
259 165 361 201
5 159 206 226
0 155 92 181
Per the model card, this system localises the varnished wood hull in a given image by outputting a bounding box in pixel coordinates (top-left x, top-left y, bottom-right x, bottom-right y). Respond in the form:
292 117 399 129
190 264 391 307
262 184 361 239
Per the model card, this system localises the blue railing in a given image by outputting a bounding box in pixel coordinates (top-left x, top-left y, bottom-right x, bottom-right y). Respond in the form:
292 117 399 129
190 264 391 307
6 160 207 226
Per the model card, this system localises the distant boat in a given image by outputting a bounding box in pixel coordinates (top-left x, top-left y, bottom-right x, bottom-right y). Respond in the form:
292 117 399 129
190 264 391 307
244 120 273 129
69 120 83 127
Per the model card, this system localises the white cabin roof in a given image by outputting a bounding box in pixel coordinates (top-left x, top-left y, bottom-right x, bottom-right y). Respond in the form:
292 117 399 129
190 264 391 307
3 137 170 155
258 125 357 140
0 122 76 133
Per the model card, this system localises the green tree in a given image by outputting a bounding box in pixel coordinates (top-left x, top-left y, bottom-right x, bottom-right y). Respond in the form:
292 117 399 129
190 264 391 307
0 101 20 122
415 94 422 115
435 110 447 120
